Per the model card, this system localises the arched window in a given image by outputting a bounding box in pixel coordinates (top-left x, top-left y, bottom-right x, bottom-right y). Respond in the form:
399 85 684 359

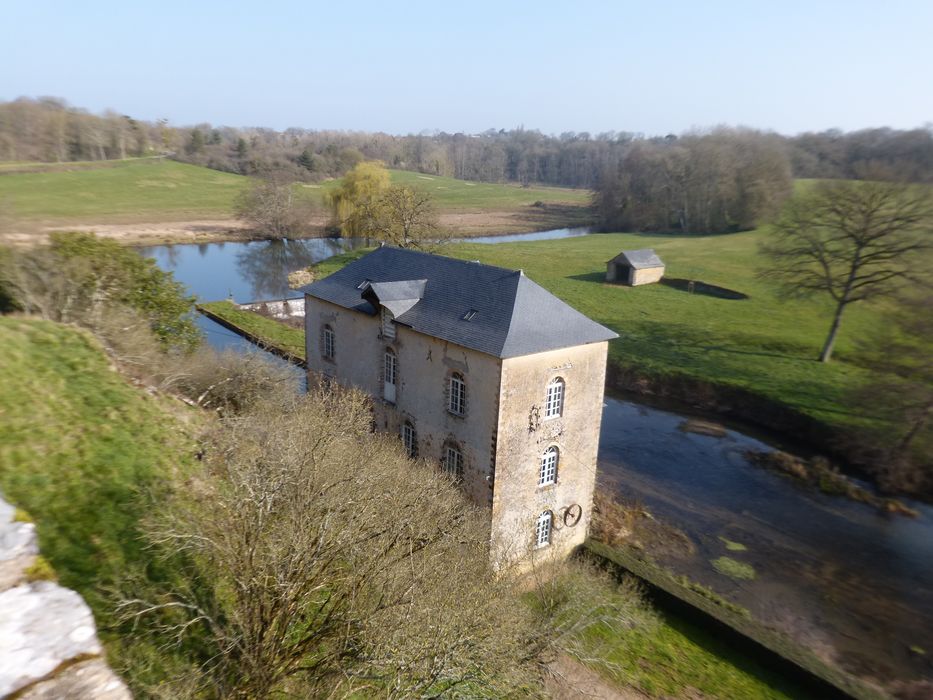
321 324 335 360
544 378 564 419
383 348 397 403
402 421 417 458
538 446 558 486
443 443 464 480
535 511 552 548
448 372 465 416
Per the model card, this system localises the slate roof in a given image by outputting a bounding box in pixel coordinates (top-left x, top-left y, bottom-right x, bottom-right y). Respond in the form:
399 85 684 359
608 248 664 269
301 246 618 359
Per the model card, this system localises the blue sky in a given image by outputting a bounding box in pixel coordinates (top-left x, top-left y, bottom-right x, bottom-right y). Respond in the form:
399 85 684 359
5 0 932 135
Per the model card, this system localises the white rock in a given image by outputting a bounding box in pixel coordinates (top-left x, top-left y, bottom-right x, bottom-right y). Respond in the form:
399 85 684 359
0 582 103 697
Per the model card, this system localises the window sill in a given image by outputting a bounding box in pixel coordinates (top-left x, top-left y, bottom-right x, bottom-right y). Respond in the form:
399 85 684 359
537 482 558 491
447 410 465 419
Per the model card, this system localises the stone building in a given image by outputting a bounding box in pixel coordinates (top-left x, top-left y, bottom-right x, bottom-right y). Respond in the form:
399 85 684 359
606 248 665 286
302 246 617 570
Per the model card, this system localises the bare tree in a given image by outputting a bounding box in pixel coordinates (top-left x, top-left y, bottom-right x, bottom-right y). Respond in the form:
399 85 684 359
361 184 445 249
119 387 543 698
761 179 932 362
233 170 315 237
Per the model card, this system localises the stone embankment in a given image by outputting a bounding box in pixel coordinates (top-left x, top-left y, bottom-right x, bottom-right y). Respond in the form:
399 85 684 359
0 495 130 699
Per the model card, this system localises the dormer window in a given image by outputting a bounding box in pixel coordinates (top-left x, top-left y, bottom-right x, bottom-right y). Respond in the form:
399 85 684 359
381 308 396 339
357 279 372 290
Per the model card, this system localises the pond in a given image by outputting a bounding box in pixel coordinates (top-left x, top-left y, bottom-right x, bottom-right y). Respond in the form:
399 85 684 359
141 229 933 686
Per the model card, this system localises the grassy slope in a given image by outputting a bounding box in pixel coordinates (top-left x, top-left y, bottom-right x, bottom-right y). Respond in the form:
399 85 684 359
0 159 247 223
0 158 591 227
0 317 199 671
316 232 886 432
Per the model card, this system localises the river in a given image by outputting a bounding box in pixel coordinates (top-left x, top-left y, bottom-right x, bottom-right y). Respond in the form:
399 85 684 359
140 230 933 687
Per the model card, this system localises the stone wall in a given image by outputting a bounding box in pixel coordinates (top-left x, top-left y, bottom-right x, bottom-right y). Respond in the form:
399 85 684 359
305 295 502 507
631 266 665 286
0 495 130 699
491 342 609 570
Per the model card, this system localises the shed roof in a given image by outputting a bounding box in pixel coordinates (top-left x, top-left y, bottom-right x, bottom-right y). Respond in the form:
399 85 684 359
302 246 617 359
608 248 665 269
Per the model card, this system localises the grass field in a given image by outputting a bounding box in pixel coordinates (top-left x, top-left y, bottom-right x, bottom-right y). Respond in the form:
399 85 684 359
0 158 591 231
315 231 895 434
0 159 247 223
0 317 201 681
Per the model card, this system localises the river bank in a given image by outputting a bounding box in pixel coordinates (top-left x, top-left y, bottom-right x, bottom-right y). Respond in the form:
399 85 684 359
606 361 930 504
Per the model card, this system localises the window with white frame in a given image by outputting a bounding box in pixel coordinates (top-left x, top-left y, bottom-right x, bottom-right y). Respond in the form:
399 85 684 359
544 378 564 419
538 446 558 486
321 324 335 360
448 373 465 416
402 421 417 458
444 444 464 479
381 307 396 339
535 510 552 548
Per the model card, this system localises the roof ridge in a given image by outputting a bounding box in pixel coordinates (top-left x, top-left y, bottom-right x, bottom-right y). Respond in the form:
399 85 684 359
377 245 520 276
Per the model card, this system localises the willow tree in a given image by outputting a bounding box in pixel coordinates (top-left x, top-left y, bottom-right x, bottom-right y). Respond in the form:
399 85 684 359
761 179 932 362
325 160 390 237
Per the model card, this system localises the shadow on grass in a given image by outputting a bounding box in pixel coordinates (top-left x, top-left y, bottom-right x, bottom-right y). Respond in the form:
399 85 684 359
567 271 609 283
660 278 749 300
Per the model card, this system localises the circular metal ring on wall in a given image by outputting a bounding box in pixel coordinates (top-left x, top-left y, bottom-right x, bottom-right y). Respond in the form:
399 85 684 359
563 503 583 527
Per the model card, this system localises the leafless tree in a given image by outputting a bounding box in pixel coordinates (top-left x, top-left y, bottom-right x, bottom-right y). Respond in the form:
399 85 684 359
361 184 446 249
761 179 932 362
233 170 316 237
119 387 543 698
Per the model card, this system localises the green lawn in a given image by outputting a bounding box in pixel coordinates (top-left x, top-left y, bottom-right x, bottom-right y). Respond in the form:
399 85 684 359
316 231 893 433
198 300 306 360
0 317 200 680
0 158 248 223
0 158 590 228
386 170 589 208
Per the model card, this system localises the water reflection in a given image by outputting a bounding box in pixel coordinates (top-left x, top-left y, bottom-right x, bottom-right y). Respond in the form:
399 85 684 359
236 239 341 299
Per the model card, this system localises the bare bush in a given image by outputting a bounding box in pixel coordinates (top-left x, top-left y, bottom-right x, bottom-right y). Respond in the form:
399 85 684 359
119 387 543 698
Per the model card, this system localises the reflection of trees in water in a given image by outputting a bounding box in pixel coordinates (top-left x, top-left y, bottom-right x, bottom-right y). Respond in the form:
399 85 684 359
236 238 350 300
137 245 182 270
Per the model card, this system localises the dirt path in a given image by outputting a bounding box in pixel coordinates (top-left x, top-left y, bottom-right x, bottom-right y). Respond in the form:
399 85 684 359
545 655 650 700
0 204 592 248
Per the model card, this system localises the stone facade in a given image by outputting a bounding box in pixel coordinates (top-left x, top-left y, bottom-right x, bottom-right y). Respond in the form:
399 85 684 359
492 343 608 568
305 294 609 571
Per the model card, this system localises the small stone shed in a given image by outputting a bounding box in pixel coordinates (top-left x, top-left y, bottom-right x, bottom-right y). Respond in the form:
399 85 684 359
606 249 665 286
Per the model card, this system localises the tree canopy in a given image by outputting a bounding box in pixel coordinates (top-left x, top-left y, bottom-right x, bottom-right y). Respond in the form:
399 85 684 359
761 179 932 362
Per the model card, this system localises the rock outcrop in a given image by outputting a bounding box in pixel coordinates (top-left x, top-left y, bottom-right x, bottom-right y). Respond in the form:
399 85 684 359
0 495 131 699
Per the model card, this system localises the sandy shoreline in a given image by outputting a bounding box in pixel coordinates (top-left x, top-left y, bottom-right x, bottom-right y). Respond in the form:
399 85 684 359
0 207 592 248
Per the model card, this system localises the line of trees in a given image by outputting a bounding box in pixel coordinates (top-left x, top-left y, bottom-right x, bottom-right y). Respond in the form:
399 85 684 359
593 129 794 233
3 97 932 189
